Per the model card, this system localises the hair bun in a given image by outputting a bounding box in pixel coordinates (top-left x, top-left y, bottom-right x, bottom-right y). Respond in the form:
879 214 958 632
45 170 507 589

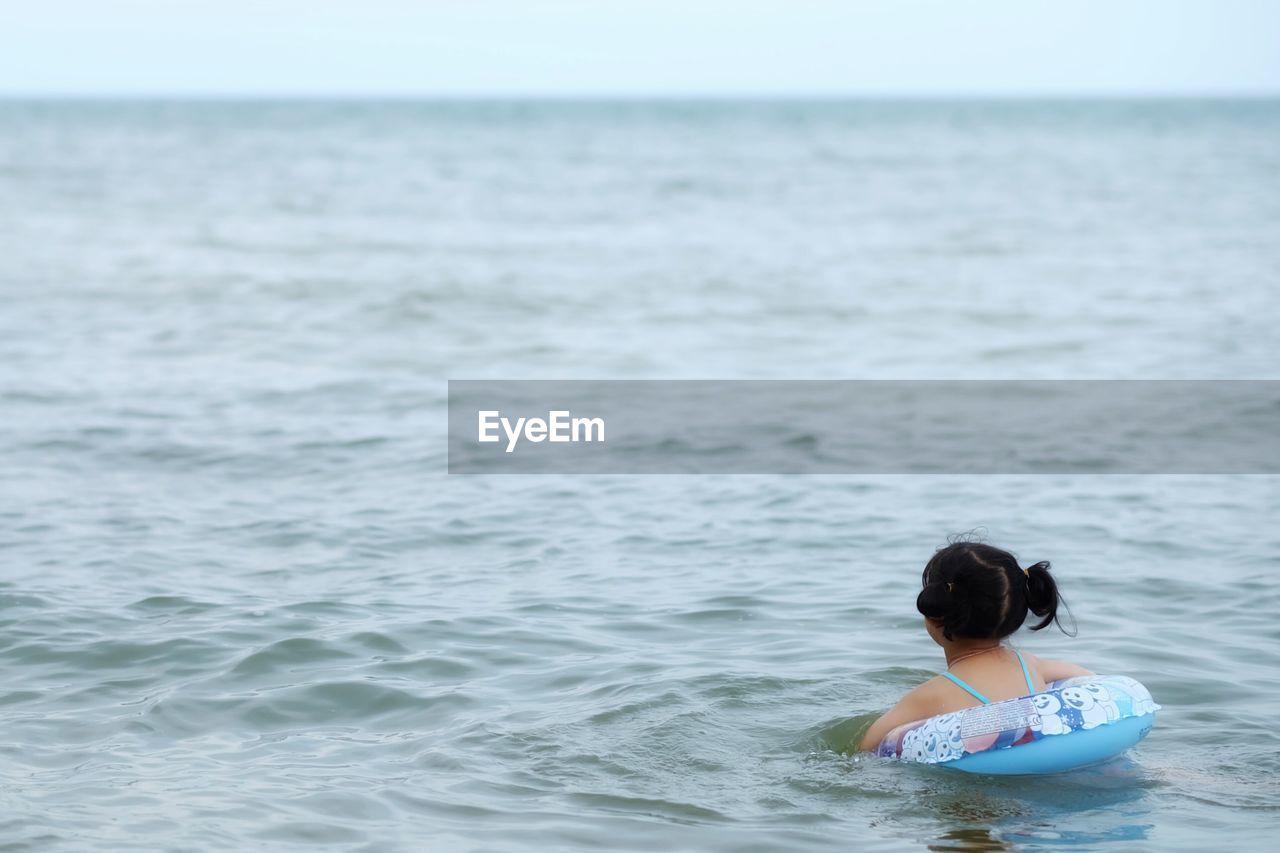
916 543 1071 639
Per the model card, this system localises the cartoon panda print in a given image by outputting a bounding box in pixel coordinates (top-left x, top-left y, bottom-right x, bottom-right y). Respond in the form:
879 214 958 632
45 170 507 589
900 726 925 762
1061 686 1110 729
1083 682 1120 723
1030 693 1070 735
931 712 965 762
920 723 943 763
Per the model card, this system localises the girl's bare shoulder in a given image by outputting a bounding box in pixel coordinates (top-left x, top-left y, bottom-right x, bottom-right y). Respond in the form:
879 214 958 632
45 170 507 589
903 674 955 712
1022 651 1094 682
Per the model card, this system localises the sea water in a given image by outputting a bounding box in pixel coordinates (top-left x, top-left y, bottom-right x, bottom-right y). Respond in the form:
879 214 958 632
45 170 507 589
1 99 1277 850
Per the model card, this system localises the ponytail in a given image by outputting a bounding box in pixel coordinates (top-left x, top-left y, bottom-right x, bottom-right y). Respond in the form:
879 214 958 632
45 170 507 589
1024 560 1073 635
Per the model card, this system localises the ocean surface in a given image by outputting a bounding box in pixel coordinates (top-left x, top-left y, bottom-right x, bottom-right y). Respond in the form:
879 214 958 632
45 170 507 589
1 99 1278 851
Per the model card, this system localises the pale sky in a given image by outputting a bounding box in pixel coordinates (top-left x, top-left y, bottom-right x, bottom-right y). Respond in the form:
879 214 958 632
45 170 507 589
5 0 1279 97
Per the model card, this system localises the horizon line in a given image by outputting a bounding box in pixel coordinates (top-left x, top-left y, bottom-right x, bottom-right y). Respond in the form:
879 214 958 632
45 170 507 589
2 90 1280 102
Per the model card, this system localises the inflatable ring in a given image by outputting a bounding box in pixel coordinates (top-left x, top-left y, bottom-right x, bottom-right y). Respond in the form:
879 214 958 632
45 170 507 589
875 675 1160 775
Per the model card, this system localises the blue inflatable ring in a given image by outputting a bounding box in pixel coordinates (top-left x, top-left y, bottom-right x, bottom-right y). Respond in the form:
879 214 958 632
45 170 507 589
875 674 1160 775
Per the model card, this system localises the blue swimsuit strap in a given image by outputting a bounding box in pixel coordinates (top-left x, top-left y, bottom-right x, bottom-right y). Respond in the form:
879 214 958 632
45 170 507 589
940 671 992 705
1013 649 1036 695
941 649 1037 705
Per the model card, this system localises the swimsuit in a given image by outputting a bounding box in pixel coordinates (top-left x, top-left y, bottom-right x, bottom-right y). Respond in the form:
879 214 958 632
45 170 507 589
940 648 1036 704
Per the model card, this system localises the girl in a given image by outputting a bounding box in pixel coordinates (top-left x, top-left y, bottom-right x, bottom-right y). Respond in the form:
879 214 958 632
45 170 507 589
860 541 1092 752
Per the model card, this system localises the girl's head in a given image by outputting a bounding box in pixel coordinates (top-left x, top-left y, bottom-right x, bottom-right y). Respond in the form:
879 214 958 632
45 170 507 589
916 542 1068 642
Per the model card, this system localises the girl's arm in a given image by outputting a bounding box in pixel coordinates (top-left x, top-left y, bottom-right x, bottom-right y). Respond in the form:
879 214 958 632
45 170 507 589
1033 656 1094 682
858 682 936 752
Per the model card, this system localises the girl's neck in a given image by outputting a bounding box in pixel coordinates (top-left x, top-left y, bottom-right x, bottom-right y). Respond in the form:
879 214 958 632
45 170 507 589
943 640 1003 668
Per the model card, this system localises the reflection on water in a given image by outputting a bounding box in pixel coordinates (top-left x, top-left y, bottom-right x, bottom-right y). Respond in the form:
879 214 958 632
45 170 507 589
816 717 1160 851
929 827 1013 851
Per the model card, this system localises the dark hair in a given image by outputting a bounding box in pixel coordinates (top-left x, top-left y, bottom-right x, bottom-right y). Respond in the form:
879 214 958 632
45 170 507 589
915 541 1071 641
